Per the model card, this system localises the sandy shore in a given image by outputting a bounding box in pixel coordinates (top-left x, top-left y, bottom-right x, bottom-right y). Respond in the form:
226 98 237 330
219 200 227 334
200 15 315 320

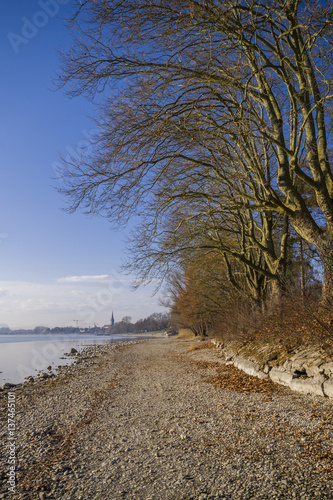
0 338 333 499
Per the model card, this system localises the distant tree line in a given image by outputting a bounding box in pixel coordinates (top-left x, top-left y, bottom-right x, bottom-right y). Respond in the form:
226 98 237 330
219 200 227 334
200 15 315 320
109 313 170 334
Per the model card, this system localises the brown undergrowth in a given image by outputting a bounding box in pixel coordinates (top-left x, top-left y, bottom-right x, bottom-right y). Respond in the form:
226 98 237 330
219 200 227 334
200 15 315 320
187 341 215 352
212 296 333 351
255 303 333 350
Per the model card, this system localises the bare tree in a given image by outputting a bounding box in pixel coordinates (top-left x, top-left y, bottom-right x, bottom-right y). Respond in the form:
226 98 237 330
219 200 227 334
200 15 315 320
56 0 333 302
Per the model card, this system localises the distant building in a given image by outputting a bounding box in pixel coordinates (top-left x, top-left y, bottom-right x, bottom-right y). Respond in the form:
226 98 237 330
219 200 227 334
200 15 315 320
111 311 115 327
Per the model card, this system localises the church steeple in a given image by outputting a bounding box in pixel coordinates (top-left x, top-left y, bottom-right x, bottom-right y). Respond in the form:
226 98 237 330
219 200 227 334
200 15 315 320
111 311 114 327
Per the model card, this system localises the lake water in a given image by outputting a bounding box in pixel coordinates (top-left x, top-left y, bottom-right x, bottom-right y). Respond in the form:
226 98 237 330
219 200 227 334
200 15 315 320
0 334 143 385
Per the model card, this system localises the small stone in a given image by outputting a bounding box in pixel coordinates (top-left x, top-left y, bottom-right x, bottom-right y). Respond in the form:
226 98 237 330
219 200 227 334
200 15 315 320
2 382 15 389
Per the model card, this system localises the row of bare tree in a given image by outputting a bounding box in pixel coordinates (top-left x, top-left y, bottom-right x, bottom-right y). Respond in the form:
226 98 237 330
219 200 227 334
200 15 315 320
56 0 333 331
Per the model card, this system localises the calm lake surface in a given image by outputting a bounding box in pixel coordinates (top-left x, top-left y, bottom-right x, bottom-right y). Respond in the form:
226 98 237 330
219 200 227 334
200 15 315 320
0 334 143 385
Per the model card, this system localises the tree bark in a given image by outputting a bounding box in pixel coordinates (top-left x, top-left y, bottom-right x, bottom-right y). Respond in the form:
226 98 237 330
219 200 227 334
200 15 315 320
270 278 284 309
299 239 305 298
269 257 288 308
321 253 333 305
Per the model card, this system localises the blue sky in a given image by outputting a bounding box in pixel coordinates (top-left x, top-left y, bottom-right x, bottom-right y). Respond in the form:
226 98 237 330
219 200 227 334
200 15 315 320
0 0 166 329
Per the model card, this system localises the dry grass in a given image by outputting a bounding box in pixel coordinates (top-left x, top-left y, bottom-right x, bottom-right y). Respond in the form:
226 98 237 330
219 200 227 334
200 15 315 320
212 296 333 351
252 300 333 351
187 341 215 352
176 328 196 339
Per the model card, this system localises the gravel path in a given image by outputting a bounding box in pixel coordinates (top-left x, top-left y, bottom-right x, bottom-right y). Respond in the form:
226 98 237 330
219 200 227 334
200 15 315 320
1 338 333 499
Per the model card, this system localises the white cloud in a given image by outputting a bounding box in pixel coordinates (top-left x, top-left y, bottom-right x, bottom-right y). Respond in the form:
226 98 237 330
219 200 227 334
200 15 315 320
57 275 111 283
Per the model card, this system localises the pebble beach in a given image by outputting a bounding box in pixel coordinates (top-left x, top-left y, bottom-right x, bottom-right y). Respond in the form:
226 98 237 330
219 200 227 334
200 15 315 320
0 338 333 499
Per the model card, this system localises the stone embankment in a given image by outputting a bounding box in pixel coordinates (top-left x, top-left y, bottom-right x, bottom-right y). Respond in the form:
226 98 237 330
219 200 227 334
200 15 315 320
211 339 333 399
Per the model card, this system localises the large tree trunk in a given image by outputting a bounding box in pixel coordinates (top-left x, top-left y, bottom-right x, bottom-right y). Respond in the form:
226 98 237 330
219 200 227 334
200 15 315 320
322 254 333 305
270 278 285 309
315 234 333 304
299 238 306 298
268 257 287 309
249 282 266 314
268 258 289 310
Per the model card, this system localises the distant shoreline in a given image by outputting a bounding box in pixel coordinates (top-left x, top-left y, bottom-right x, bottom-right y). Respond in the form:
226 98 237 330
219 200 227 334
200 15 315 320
0 330 167 336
